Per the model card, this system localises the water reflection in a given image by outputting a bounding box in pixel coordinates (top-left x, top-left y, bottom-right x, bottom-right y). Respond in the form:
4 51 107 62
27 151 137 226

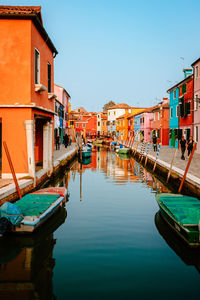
69 147 169 199
155 211 200 273
0 206 67 300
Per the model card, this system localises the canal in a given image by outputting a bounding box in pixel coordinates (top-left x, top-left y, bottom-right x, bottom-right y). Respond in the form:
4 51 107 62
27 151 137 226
0 147 199 299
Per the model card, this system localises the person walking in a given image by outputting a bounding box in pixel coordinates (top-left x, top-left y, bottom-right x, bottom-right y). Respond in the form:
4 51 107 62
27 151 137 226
152 134 157 152
187 136 194 157
63 133 69 148
55 135 60 150
180 136 186 160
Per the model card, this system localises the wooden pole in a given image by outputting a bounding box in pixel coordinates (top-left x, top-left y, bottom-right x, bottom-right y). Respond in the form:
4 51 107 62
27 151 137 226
166 148 177 183
178 143 196 193
3 141 22 199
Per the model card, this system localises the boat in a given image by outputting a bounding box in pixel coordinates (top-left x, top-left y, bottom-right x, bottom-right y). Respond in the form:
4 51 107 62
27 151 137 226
118 147 131 155
156 193 200 247
93 139 103 145
81 157 92 165
0 187 67 235
118 152 131 160
81 148 91 158
155 211 200 273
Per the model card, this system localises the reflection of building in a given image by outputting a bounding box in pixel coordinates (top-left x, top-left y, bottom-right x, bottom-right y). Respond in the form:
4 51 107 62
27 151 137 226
0 207 67 300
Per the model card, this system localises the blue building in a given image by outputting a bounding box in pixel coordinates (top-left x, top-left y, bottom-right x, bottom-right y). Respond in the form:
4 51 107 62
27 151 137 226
168 86 179 148
134 114 141 141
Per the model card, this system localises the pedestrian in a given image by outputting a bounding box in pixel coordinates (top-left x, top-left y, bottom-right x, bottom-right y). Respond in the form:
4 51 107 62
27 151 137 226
152 134 157 152
63 133 69 148
187 136 194 157
180 136 186 160
68 135 71 146
55 135 60 150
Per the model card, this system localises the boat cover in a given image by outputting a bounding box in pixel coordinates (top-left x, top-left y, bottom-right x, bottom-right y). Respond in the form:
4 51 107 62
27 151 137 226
157 194 200 226
14 194 61 216
0 202 23 226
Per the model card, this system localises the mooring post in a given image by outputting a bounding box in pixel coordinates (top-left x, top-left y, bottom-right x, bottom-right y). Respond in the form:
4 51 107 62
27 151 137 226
144 142 150 166
3 141 22 199
167 148 178 183
178 143 196 193
152 144 161 173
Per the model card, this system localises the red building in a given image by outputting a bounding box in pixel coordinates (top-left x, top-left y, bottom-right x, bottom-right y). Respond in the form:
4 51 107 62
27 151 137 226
178 70 194 140
150 98 169 145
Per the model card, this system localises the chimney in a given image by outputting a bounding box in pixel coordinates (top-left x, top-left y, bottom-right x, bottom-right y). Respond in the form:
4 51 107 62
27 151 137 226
183 69 192 78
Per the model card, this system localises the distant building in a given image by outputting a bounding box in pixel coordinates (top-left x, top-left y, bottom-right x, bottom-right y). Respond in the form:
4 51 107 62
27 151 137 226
107 103 131 136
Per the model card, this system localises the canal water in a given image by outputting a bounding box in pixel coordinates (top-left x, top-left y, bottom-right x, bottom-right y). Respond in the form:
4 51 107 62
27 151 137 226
0 147 199 299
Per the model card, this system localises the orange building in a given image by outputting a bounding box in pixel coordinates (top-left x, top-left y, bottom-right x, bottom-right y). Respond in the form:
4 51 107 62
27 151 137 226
116 108 145 141
0 6 58 181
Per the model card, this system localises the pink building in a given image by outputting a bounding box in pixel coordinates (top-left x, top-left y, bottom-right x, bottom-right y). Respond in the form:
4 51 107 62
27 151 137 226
140 110 153 142
191 58 200 153
54 84 71 138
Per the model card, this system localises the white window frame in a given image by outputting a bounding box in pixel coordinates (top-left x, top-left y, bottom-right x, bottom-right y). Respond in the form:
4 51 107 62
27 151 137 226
173 89 176 99
170 107 173 118
35 48 40 84
176 105 179 117
158 112 160 121
195 94 199 111
195 126 199 142
196 66 199 78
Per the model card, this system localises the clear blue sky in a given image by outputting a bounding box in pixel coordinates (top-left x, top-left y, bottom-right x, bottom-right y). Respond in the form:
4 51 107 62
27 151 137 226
3 0 200 111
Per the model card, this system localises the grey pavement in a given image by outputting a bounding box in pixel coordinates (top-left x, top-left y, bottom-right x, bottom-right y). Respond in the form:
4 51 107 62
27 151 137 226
137 142 200 179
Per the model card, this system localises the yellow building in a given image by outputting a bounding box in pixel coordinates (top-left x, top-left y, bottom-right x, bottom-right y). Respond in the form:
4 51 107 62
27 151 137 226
116 108 146 141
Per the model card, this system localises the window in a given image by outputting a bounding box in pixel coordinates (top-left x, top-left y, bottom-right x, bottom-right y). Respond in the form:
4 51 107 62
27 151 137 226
170 107 173 118
173 90 176 99
196 66 199 78
103 122 104 126
158 112 160 121
78 109 80 112
154 113 156 121
114 111 116 115
109 112 110 115
195 94 199 110
157 129 160 138
70 121 74 126
83 124 85 128
98 121 100 126
176 105 179 117
76 123 79 128
35 49 40 84
195 126 199 142
182 84 187 94
47 63 51 92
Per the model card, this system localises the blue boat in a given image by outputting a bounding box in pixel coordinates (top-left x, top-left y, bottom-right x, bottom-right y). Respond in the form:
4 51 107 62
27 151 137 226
82 150 91 158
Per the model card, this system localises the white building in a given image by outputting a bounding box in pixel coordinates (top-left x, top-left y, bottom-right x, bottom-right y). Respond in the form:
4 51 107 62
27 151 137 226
107 103 131 135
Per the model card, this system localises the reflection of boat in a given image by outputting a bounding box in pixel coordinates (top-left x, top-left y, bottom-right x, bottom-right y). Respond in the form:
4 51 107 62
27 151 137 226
156 193 200 247
0 206 67 299
0 187 66 235
118 147 131 155
118 153 131 160
81 157 91 165
155 211 200 273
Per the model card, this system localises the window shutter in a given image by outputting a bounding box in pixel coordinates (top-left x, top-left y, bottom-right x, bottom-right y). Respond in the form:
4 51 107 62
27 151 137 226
48 63 51 92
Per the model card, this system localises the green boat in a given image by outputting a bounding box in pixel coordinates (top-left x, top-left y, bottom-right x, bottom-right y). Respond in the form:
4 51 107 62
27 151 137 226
118 147 131 155
156 193 200 247
82 150 91 158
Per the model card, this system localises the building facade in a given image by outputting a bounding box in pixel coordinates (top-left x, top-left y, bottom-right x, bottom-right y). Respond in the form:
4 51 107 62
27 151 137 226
192 58 200 152
0 6 58 180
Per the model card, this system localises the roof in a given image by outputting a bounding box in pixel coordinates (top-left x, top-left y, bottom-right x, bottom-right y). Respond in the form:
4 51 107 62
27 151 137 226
54 84 71 98
167 74 193 93
191 57 200 67
0 6 58 56
116 113 131 120
108 103 131 110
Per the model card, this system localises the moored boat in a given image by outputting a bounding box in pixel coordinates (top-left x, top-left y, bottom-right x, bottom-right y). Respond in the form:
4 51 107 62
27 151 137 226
0 187 67 235
156 193 200 247
118 147 131 155
81 149 91 158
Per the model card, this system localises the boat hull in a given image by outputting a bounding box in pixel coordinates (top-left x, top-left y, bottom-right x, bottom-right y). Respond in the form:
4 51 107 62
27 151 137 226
156 194 200 247
118 148 131 155
82 151 91 158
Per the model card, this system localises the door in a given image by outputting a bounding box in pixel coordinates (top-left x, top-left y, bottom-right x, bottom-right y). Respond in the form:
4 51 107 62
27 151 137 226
171 129 175 147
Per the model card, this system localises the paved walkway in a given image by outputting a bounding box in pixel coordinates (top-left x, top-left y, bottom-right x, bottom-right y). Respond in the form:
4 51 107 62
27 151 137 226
135 142 200 186
0 143 77 199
